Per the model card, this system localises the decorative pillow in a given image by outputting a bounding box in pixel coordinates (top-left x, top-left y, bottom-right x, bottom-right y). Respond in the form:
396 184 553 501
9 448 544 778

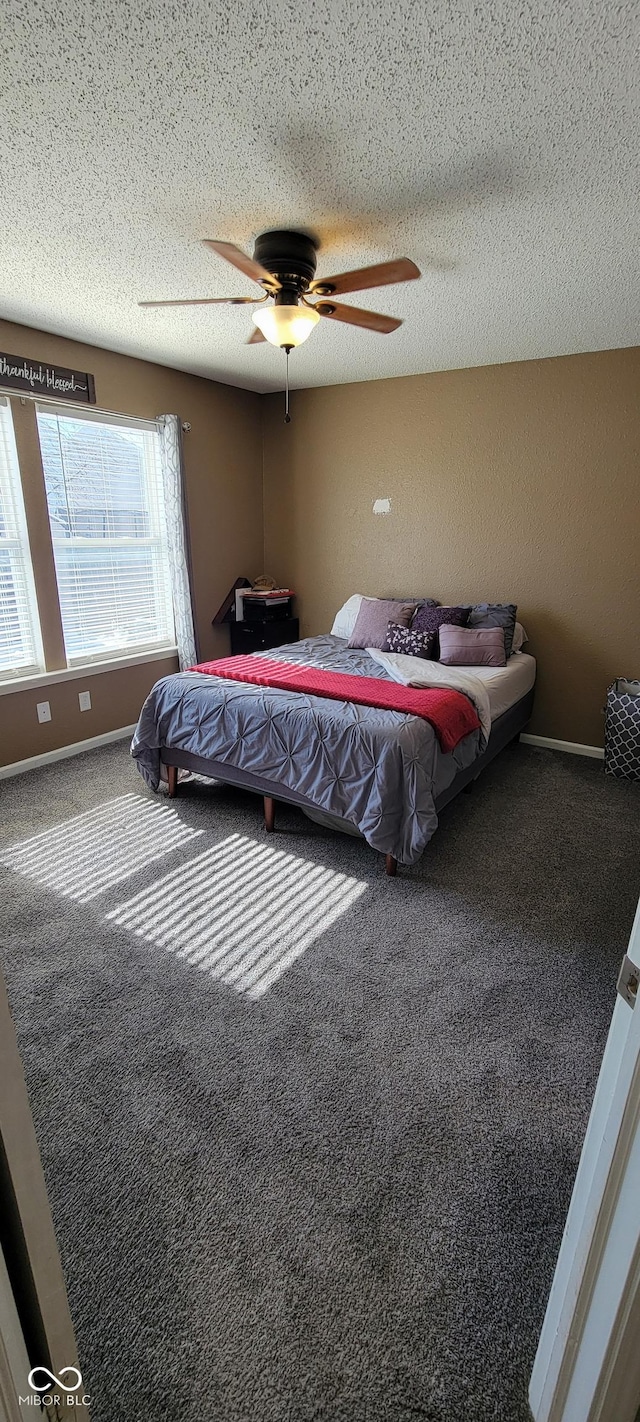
411 604 470 656
468 603 517 658
439 625 507 667
384 622 435 659
331 594 433 641
348 598 416 649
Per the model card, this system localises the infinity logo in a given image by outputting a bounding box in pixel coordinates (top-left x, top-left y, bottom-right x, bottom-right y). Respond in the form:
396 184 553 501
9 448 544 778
28 1366 83 1393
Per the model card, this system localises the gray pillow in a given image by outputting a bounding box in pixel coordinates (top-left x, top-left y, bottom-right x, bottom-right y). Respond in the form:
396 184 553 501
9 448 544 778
384 595 439 608
468 603 518 658
348 598 416 649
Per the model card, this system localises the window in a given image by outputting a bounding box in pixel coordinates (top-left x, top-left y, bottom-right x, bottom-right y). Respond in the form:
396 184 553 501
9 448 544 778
0 399 43 678
36 406 175 666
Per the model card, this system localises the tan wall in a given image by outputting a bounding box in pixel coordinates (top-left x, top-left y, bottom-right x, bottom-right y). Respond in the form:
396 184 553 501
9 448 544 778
263 348 640 747
3 327 638 761
0 319 263 765
0 656 178 764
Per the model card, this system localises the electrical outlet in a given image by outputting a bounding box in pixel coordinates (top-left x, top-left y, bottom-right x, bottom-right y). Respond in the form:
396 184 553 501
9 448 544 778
78 690 91 712
37 701 51 724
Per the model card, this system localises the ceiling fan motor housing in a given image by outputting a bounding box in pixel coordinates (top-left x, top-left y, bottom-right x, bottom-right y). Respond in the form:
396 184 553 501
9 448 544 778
253 230 318 305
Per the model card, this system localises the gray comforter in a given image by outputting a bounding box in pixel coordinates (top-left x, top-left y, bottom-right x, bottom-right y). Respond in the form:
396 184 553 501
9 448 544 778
131 635 481 865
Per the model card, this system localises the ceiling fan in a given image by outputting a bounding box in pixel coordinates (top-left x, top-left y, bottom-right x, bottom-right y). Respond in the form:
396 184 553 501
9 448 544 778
140 230 420 419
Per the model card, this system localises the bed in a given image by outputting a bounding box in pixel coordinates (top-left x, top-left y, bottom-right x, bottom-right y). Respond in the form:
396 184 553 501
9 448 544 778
131 628 536 875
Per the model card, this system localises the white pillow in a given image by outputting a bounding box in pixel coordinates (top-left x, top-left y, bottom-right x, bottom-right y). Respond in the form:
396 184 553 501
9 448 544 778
511 621 528 653
331 594 364 640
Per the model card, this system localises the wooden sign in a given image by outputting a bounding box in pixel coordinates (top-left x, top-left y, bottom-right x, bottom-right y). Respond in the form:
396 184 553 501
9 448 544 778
212 576 252 624
0 351 96 404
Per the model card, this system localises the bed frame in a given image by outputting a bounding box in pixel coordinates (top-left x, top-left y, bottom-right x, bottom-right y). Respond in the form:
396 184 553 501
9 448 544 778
162 686 534 876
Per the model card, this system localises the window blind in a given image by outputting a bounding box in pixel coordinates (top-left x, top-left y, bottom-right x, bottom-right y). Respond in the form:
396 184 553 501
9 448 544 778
36 406 175 666
0 399 43 678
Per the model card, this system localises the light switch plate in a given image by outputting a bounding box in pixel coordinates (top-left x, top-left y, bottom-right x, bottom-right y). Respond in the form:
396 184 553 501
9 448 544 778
79 690 91 712
37 701 51 723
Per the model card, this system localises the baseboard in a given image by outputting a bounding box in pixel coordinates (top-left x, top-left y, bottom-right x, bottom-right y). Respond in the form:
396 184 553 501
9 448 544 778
0 725 606 779
521 733 604 760
0 725 137 780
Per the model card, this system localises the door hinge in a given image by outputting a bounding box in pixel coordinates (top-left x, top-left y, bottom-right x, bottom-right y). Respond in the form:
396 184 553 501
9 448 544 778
617 954 639 1009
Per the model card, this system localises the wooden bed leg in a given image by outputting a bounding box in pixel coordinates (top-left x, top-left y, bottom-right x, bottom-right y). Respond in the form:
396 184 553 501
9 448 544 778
264 796 276 833
166 764 178 798
385 854 397 877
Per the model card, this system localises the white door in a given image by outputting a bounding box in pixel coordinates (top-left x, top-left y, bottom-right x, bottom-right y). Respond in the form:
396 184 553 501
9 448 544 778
530 895 640 1422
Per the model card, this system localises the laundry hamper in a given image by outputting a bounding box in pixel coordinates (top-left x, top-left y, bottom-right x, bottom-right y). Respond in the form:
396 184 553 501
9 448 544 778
604 679 640 781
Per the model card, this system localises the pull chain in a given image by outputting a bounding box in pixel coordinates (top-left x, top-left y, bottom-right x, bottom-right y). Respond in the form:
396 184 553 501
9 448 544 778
284 345 291 423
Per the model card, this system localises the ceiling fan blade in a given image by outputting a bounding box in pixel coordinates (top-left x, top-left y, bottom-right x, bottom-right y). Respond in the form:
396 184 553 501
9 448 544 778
246 327 266 344
309 258 420 297
139 296 263 307
203 240 281 291
313 300 402 334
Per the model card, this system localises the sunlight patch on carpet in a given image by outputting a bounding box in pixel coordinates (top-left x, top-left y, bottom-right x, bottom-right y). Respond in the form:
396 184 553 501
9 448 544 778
105 832 367 999
1 793 202 902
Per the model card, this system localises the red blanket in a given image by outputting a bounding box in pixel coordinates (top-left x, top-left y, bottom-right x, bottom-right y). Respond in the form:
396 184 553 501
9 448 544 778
189 655 480 753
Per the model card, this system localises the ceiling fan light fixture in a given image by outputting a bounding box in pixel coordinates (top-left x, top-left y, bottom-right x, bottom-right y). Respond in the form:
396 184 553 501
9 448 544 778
252 303 320 348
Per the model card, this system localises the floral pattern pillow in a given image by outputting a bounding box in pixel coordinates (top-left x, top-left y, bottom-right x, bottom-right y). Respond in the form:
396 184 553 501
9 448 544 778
384 622 435 659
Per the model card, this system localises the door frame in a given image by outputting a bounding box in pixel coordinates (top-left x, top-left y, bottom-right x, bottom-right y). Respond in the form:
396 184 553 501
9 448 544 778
530 899 640 1422
0 1242 32 1422
0 971 89 1418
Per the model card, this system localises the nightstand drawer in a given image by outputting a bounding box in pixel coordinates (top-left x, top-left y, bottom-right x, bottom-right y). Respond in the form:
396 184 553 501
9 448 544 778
230 617 299 655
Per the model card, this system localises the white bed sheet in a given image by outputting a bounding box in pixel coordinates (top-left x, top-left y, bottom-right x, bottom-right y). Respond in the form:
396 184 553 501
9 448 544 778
467 651 536 721
368 646 536 738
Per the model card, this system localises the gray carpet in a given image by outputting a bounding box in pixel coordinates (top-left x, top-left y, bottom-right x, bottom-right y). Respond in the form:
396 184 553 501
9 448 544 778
1 741 639 1422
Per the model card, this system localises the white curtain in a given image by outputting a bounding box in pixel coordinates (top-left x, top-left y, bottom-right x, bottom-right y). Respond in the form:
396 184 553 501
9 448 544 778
157 414 198 669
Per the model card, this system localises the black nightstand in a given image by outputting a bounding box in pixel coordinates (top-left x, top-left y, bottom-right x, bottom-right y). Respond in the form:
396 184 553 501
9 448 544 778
230 617 299 655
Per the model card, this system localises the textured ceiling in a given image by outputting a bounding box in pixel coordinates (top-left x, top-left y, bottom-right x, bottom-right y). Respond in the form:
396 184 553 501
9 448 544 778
1 1 638 393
